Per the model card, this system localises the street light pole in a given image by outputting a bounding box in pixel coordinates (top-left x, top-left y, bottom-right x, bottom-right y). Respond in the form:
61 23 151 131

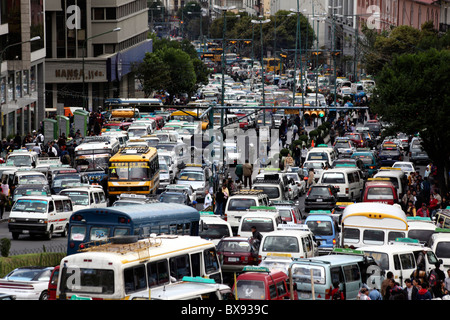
82 27 121 111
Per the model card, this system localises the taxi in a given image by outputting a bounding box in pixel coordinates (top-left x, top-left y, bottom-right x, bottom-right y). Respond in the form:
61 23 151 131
351 149 378 177
233 266 298 300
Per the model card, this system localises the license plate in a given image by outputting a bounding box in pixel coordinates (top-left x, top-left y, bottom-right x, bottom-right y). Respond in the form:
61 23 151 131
300 293 311 299
316 198 323 202
387 158 392 160
22 230 29 234
228 257 239 262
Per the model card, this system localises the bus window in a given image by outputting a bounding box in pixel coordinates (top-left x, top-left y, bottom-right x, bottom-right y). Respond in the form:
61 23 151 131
147 260 170 288
114 228 130 237
70 225 86 241
170 255 190 280
90 227 110 241
94 192 100 204
124 265 146 294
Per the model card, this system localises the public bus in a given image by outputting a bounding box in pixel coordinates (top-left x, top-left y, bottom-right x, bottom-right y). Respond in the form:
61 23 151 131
341 202 408 248
104 98 164 116
66 202 201 255
107 146 160 201
169 110 209 130
74 136 120 183
57 234 222 300
264 58 282 74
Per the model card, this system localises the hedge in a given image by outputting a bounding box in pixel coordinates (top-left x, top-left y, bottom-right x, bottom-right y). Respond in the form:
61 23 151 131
0 252 66 278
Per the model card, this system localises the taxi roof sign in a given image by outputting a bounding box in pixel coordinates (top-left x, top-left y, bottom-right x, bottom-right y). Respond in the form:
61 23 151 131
182 276 216 284
277 223 310 231
332 248 364 255
309 210 332 214
199 211 215 215
249 206 277 211
242 266 270 273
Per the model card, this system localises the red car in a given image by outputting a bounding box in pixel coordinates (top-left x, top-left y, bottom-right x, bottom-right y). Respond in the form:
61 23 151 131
216 237 259 273
344 132 366 148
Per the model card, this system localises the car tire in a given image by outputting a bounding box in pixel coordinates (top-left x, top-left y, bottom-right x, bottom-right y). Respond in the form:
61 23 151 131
60 224 68 237
39 290 49 300
46 226 53 241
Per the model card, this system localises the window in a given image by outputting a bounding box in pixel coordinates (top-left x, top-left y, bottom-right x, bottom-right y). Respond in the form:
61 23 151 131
169 255 191 280
400 253 415 270
204 248 220 274
343 228 360 243
343 264 360 282
54 200 64 212
388 231 405 242
99 192 106 203
105 7 116 20
94 192 100 204
191 253 201 277
147 260 169 288
269 284 277 299
63 200 72 211
393 254 401 270
124 265 146 293
93 8 104 20
276 281 287 296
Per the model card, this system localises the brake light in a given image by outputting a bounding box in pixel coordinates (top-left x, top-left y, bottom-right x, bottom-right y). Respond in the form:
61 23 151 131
345 188 349 194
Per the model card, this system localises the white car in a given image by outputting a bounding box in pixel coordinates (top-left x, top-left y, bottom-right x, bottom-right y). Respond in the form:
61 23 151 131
284 172 306 197
0 266 54 300
392 161 415 176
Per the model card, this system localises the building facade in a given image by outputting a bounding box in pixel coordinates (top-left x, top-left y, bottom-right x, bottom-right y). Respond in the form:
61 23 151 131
44 0 152 113
0 0 46 140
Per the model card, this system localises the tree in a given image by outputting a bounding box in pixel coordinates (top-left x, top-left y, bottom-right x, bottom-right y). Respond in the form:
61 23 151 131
371 48 450 192
133 51 170 98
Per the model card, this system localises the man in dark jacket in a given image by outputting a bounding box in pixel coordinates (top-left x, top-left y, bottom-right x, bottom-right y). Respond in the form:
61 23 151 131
403 278 418 300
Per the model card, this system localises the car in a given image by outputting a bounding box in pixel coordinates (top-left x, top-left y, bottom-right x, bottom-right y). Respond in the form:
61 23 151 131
50 173 89 194
304 184 338 213
351 150 378 177
302 160 329 182
344 132 366 148
271 200 304 223
176 164 211 200
159 190 191 206
364 120 381 136
284 171 307 196
409 138 429 165
333 138 356 158
377 145 403 167
397 133 410 152
111 194 157 206
392 161 416 176
216 237 260 273
199 212 233 245
164 184 197 204
0 266 54 300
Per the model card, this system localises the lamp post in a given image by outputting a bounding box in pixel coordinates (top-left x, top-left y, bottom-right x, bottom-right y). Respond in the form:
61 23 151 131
251 17 271 125
290 4 305 111
328 4 342 107
82 27 121 111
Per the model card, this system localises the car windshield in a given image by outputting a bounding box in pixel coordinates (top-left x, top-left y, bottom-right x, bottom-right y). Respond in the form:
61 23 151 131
306 220 333 236
304 162 324 169
179 172 203 181
18 175 47 185
321 172 345 184
291 265 326 284
6 155 32 167
307 152 328 161
12 199 48 213
7 268 52 281
159 193 186 204
354 155 373 164
262 236 299 253
241 217 275 232
109 162 149 180
335 142 350 148
309 187 330 197
218 240 252 253
227 198 256 211
52 178 81 188
127 128 147 137
236 280 266 300
367 187 394 200
60 191 89 205
199 224 230 239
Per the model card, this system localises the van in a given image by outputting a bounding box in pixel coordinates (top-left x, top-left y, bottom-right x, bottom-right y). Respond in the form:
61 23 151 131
341 202 408 248
290 249 383 300
233 266 297 300
8 195 73 240
318 168 364 201
259 225 318 262
306 146 337 165
10 171 49 195
199 212 233 245
5 149 38 168
252 174 288 202
362 178 399 205
59 186 107 212
407 217 437 244
361 241 440 287
305 213 341 254
373 167 407 198
428 230 450 269
237 207 282 238
225 190 270 234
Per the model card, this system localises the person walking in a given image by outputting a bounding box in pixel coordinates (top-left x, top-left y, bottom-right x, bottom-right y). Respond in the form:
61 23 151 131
307 168 315 189
403 278 418 300
215 187 225 216
235 163 243 182
0 191 6 220
294 144 301 167
243 159 253 189
301 145 308 165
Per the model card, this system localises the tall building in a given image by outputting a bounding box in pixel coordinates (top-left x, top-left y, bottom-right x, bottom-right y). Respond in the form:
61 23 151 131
44 0 152 113
0 0 46 140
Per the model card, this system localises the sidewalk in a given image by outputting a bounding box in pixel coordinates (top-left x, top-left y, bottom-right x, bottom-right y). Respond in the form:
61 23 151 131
0 211 10 223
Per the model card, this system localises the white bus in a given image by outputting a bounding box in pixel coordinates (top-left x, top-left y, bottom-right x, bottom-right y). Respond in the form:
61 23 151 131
56 235 222 300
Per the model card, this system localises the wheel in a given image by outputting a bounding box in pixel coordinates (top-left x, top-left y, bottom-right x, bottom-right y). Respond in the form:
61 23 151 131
60 224 68 237
45 226 53 240
39 290 49 300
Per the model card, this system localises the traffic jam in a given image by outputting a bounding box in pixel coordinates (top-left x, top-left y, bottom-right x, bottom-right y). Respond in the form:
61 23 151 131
0 47 449 302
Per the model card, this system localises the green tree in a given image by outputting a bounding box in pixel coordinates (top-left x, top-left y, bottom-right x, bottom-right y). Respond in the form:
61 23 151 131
133 51 170 97
371 48 450 192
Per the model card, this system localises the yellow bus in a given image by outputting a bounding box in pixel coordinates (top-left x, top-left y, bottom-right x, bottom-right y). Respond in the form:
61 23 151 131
264 57 282 74
107 146 159 201
170 110 209 130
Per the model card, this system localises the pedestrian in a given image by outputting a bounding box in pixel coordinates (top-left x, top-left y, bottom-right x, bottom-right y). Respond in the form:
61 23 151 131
401 189 414 210
0 191 6 219
203 189 213 211
388 279 405 300
437 217 445 228
251 225 263 242
1 179 9 197
307 168 315 189
368 287 382 300
429 262 446 289
331 281 344 300
432 280 449 299
235 163 243 182
405 200 417 217
243 159 253 189
417 282 433 300
445 269 450 291
381 271 394 299
284 153 294 170
416 203 430 217
215 187 225 216
359 287 371 300
403 278 418 300
294 144 301 167
300 145 307 165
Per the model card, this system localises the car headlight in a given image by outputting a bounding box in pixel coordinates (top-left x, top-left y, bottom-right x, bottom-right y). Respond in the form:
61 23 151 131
38 219 47 224
9 218 15 223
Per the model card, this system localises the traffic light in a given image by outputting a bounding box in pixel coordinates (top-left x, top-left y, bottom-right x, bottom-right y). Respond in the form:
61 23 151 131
312 51 322 55
318 110 325 118
229 40 237 45
244 40 252 45
311 111 318 118
332 51 340 56
280 53 287 59
304 111 311 117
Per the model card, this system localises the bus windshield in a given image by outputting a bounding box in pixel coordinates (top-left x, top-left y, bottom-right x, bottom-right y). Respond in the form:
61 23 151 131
6 155 32 167
75 156 109 171
18 175 47 185
60 190 89 206
109 162 149 180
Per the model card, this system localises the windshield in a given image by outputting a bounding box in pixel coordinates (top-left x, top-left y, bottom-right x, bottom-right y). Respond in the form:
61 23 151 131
159 193 185 204
18 175 47 185
109 162 149 180
304 162 324 169
241 217 275 232
262 236 299 253
159 163 169 173
236 280 265 300
157 144 176 152
12 199 48 213
14 187 49 200
321 172 345 184
354 155 373 164
199 224 230 239
309 187 331 197
179 172 203 181
363 252 390 270
307 152 328 161
127 128 147 137
59 267 115 295
6 155 32 167
60 191 89 206
227 198 256 211
52 178 81 188
306 220 333 236
75 156 109 171
367 187 394 200
291 265 326 284
335 142 351 149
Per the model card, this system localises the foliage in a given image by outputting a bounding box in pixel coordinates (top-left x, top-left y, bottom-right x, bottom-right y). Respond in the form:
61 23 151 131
0 252 66 278
0 238 10 257
372 48 450 191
